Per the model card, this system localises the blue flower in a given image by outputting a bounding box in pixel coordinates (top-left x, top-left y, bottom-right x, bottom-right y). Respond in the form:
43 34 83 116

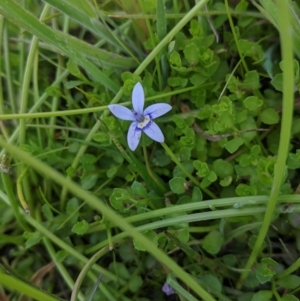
108 82 172 151
162 282 175 296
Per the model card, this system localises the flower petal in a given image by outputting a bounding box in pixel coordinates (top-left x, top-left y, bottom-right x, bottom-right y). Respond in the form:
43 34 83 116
162 283 175 296
132 82 144 115
143 121 164 143
127 122 142 151
144 103 172 119
108 104 135 121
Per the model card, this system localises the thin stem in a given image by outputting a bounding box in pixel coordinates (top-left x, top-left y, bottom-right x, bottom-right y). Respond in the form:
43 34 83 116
224 0 248 72
138 0 162 89
276 257 300 278
1 170 30 232
39 206 86 301
16 167 30 214
70 245 112 301
0 84 213 121
142 135 166 193
0 272 60 301
19 4 51 144
0 16 9 140
3 19 16 114
86 205 300 255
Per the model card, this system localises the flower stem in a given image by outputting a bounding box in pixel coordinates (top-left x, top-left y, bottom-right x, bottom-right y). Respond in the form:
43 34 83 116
143 136 167 193
161 143 217 199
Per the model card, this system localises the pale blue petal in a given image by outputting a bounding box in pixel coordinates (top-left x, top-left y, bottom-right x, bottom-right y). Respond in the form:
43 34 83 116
132 82 144 115
144 103 172 119
108 104 135 121
162 283 175 296
143 121 164 143
127 122 142 151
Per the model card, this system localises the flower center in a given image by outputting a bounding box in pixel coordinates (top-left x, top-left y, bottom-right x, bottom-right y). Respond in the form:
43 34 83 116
137 115 151 129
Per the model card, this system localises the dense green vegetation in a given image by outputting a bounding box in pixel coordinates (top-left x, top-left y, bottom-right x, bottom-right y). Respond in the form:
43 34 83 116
0 0 300 300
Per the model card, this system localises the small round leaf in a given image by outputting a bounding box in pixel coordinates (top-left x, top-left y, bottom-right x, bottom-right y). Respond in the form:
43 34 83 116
169 177 186 194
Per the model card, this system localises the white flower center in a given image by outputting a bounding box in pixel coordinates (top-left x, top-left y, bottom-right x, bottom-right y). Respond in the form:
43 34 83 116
137 115 151 129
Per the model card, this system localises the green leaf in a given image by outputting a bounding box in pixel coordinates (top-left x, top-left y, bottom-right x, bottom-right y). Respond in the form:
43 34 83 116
220 176 232 187
79 154 97 164
56 250 68 262
152 149 171 167
133 230 158 251
190 73 208 86
261 257 278 266
287 150 300 169
109 188 130 211
271 73 283 91
197 104 212 120
244 96 263 112
172 115 187 129
199 274 222 293
193 160 209 177
143 0 157 13
260 108 280 124
257 157 278 186
236 0 248 11
248 235 266 252
42 204 53 220
68 142 80 153
255 262 275 284
213 159 234 178
276 275 300 289
65 80 85 89
173 162 194 178
24 231 43 249
106 166 118 178
72 220 90 235
81 174 98 190
242 70 261 90
171 227 189 243
108 262 130 279
183 43 200 65
66 198 79 223
178 147 191 162
92 132 111 145
206 170 217 183
202 230 223 255
169 177 186 194
239 39 264 62
131 181 148 198
224 137 244 153
189 19 203 37
129 275 143 293
281 295 299 301
240 117 258 141
45 86 62 97
168 77 188 87
66 60 87 81
236 184 257 196
169 51 182 67
156 0 166 41
191 187 203 202
223 254 237 266
251 290 272 301
219 113 235 130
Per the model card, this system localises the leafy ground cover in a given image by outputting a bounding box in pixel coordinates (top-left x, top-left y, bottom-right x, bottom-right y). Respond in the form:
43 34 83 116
0 0 300 300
